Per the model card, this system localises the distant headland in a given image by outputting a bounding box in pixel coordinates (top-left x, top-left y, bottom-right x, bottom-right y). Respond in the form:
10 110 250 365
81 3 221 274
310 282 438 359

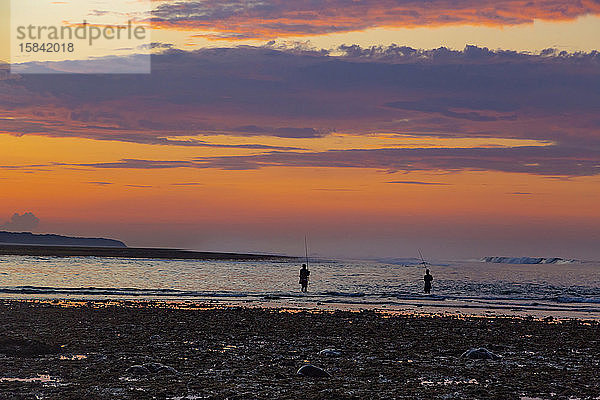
0 231 127 248
0 231 293 261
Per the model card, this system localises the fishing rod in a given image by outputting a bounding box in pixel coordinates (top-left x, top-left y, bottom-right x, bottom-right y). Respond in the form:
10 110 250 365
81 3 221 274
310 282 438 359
418 249 429 269
304 235 309 268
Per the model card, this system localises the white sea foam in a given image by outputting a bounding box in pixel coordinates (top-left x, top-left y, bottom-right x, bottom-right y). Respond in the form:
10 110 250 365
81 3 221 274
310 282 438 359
480 256 580 264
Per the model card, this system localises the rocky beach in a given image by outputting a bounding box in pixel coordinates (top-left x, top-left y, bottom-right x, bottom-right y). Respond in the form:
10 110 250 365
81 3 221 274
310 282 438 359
0 300 598 399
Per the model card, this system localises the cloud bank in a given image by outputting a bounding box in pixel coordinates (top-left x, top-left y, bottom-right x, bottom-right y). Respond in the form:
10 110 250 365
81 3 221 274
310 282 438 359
2 45 600 176
150 0 600 39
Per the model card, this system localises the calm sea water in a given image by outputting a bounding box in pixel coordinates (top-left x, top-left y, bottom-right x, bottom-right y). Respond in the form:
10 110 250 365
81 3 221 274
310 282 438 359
1 255 599 318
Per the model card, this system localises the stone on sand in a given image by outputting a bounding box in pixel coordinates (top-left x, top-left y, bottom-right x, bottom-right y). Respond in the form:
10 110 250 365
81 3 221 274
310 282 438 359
143 362 178 374
297 364 331 378
461 348 502 360
125 365 151 376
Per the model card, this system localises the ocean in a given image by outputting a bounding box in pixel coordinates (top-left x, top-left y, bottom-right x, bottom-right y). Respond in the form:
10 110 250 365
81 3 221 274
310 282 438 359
1 255 599 319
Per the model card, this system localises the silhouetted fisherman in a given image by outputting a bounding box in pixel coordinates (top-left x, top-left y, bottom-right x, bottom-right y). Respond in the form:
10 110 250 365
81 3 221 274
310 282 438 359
299 264 310 292
424 269 433 294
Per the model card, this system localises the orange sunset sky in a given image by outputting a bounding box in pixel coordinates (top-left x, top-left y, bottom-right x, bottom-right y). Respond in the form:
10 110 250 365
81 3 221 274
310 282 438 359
1 0 600 259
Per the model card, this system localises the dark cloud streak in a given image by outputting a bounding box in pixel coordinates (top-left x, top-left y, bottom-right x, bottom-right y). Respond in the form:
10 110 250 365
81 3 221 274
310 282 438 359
33 145 600 177
386 181 450 185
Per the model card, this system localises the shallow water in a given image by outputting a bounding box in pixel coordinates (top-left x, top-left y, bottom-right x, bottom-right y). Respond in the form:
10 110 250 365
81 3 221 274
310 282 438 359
0 255 599 318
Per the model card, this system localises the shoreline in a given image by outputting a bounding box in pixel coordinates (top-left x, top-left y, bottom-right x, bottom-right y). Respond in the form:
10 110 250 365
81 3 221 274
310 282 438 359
0 299 598 399
4 297 598 322
2 292 599 321
0 244 294 261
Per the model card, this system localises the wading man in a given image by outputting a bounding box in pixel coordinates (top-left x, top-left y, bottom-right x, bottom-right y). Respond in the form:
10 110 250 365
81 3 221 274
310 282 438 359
299 264 310 292
424 269 433 294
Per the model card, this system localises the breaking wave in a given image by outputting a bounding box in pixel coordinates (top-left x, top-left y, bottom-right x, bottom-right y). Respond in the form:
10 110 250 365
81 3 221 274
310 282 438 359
481 257 580 265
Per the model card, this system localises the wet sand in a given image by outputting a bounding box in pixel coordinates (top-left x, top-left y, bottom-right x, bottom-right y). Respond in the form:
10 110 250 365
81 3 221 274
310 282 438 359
0 300 599 399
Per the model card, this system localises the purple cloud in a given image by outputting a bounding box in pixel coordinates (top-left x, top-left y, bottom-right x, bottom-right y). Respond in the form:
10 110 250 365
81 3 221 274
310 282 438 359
2 46 600 178
4 46 599 148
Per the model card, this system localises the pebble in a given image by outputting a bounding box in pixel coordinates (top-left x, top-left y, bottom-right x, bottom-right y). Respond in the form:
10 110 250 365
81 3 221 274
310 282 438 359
319 349 342 357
